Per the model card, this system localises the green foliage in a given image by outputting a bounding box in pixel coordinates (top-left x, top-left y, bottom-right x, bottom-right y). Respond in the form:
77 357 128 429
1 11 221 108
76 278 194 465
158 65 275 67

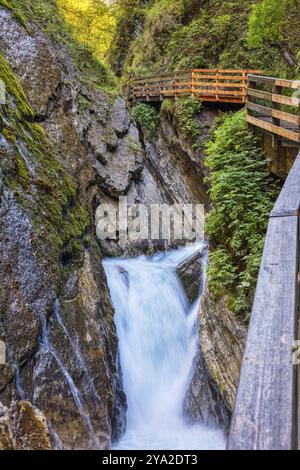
131 103 159 139
205 111 279 319
108 0 153 77
173 97 202 140
2 0 113 87
247 0 292 47
111 0 300 81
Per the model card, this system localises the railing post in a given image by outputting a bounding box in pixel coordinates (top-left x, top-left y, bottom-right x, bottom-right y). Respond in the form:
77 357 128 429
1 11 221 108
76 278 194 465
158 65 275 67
216 69 220 101
247 76 256 133
191 70 196 98
272 82 282 150
242 71 247 104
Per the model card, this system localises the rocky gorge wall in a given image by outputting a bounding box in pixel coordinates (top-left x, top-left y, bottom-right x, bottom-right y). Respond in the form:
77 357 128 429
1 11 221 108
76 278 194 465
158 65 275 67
0 4 247 450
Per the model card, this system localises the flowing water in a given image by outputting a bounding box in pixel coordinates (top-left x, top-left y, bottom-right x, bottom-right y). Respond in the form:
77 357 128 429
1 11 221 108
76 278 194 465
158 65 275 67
104 245 226 450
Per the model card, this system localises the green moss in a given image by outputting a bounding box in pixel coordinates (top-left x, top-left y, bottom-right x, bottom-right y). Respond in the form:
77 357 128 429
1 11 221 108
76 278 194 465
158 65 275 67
8 0 113 88
0 49 90 282
161 96 202 140
0 0 31 34
115 0 299 80
0 52 34 120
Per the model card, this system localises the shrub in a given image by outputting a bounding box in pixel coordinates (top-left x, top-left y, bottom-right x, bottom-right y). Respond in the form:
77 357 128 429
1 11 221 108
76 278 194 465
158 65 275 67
131 103 159 139
205 111 279 319
173 96 202 139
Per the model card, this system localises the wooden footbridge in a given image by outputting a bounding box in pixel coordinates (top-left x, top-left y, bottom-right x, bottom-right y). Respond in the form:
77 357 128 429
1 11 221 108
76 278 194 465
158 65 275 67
126 68 300 177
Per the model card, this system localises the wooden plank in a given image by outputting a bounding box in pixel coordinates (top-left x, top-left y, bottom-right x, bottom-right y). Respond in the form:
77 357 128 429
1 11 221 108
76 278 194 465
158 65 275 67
194 74 247 80
247 115 300 143
248 88 299 107
133 81 191 91
248 74 275 85
248 88 273 101
275 79 300 89
195 82 245 88
193 69 262 74
273 93 300 107
271 152 300 216
228 214 299 450
247 102 300 125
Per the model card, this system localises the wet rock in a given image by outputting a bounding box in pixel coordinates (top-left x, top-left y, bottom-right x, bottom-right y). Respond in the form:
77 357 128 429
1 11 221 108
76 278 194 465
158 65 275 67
183 346 230 430
200 289 247 410
0 401 53 450
94 123 144 197
0 402 14 450
110 97 131 137
176 250 202 303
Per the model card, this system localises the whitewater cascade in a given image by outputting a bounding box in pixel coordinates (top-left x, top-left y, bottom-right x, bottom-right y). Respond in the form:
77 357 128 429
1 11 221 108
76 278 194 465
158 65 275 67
104 245 226 450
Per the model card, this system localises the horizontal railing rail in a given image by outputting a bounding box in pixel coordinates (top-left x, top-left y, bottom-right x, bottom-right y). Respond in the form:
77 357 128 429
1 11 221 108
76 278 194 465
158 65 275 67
247 74 300 145
127 69 262 104
228 151 300 450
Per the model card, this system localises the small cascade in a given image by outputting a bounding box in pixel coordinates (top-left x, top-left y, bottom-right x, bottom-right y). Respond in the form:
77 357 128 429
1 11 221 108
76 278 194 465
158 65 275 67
104 245 226 450
37 301 98 448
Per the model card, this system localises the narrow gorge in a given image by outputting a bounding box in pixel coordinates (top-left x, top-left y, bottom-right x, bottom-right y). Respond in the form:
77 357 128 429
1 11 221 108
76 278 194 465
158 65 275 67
1 0 298 452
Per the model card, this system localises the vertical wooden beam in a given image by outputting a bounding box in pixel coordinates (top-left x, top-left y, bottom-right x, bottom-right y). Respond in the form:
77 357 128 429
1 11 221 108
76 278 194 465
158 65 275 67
272 83 283 151
242 72 247 104
247 77 257 133
216 69 220 102
191 70 196 98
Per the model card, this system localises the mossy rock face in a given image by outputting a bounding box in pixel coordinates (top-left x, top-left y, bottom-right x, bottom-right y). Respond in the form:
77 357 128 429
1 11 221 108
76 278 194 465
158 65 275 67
0 21 125 447
176 250 202 303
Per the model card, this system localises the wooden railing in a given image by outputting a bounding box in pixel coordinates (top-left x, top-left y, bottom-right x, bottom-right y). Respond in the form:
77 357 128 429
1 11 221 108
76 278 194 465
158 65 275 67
127 69 262 104
247 74 300 145
228 152 300 450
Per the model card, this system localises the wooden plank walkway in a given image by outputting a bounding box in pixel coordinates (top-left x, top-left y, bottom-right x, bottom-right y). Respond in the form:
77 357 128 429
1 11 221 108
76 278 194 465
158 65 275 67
228 152 300 450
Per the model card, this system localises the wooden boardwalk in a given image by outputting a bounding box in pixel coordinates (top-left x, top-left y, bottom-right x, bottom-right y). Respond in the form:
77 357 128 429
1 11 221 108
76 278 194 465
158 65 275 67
126 69 262 104
126 69 300 177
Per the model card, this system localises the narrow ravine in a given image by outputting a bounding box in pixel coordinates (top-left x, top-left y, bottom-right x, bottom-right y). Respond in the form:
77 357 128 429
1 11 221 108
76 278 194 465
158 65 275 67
104 246 226 450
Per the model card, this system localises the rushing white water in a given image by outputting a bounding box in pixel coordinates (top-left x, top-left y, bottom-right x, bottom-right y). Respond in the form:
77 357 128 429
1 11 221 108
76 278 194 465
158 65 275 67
104 245 226 450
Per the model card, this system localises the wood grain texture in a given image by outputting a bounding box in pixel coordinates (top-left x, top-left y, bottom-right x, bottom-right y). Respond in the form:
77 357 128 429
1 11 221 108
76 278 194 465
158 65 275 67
229 152 300 450
228 215 299 450
247 115 300 143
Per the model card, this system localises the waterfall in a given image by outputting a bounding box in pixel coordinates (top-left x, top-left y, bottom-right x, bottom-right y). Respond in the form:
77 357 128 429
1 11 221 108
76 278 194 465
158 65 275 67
104 245 226 450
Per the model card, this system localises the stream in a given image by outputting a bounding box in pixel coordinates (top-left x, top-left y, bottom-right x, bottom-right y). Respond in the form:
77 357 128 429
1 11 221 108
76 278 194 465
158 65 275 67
104 245 226 450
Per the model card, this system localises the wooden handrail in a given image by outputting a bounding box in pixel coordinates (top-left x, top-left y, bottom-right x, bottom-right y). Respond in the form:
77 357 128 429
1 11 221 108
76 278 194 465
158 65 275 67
127 69 262 105
246 75 300 145
125 69 300 149
228 152 300 450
